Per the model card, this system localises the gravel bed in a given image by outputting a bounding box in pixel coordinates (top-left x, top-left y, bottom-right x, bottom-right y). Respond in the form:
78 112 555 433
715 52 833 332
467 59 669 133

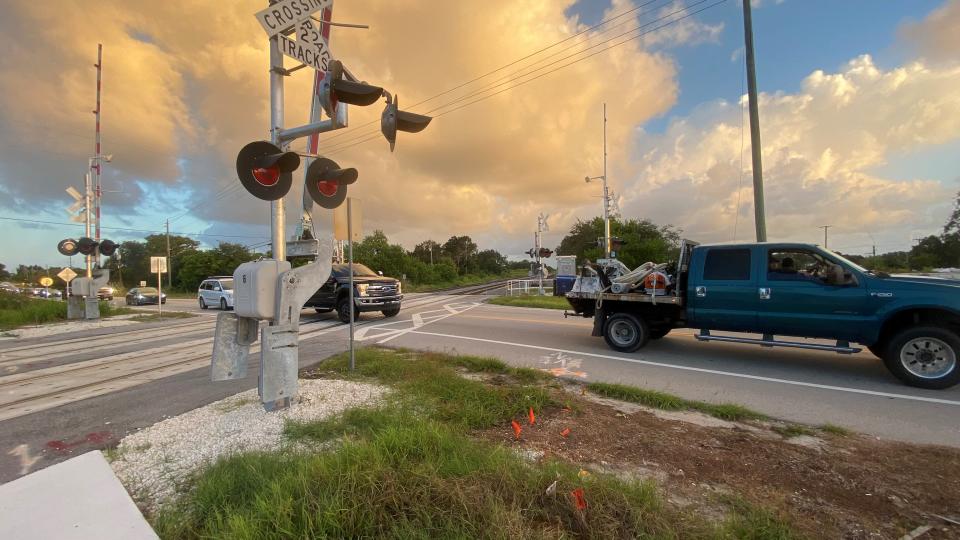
109 379 387 511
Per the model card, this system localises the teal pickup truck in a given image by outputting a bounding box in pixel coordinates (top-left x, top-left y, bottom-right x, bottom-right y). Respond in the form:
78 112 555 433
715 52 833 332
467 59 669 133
565 241 960 389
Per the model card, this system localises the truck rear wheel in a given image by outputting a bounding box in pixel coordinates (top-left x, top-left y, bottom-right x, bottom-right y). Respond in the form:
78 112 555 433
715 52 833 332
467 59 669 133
603 313 649 353
882 326 959 389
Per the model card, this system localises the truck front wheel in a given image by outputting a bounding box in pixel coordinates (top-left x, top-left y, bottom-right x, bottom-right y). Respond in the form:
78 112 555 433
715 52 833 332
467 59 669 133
603 313 649 353
882 326 960 389
337 298 360 324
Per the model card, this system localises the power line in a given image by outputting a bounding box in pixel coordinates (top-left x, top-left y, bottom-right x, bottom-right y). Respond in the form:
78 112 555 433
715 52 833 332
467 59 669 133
322 0 727 156
320 0 691 152
317 0 667 146
0 216 268 240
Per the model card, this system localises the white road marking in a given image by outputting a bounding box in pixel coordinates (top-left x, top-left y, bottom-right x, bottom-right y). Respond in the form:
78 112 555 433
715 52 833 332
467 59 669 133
8 444 41 475
353 302 481 344
408 330 960 407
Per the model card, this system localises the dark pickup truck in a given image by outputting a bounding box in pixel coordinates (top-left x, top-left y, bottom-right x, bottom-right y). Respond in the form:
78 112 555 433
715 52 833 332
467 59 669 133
566 241 960 389
304 263 403 323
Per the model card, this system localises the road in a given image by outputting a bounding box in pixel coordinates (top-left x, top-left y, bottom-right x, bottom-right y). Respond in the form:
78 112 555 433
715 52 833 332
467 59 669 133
1 291 959 484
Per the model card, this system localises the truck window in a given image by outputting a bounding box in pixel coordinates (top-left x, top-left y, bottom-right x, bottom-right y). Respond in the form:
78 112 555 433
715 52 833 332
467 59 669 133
768 250 831 283
703 248 751 280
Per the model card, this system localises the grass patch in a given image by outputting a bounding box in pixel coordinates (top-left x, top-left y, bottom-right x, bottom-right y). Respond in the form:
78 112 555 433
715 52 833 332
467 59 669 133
130 311 196 322
0 291 131 330
819 423 852 437
154 348 797 539
773 424 816 438
488 294 571 310
586 382 768 422
717 495 800 539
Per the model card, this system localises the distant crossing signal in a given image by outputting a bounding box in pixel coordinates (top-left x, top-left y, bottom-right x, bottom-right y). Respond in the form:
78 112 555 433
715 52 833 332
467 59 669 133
538 248 553 258
58 238 79 257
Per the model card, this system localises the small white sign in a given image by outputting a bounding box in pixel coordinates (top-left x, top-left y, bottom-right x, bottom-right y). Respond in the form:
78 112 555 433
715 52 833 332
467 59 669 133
333 198 362 242
254 0 331 38
150 256 168 274
65 186 83 202
279 33 331 71
57 267 77 283
140 280 147 287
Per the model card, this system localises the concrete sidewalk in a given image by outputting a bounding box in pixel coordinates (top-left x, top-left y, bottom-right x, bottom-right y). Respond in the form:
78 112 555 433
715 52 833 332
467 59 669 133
0 451 156 539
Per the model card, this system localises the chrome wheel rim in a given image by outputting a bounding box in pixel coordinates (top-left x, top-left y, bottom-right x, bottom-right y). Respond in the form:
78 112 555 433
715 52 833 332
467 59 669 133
900 337 956 379
609 320 637 347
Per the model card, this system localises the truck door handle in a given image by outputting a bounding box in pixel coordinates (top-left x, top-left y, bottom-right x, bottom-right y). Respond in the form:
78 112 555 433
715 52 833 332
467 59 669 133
759 287 771 300
695 286 706 297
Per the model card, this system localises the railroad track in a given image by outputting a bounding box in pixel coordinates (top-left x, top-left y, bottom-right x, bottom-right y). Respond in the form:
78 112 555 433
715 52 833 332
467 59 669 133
0 291 482 422
446 279 511 295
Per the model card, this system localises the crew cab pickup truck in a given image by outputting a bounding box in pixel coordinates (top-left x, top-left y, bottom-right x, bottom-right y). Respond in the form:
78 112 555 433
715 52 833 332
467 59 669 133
304 263 402 323
566 241 960 389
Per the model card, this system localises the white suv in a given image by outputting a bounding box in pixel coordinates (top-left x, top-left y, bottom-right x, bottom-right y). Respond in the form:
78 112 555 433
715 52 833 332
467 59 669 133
198 277 234 310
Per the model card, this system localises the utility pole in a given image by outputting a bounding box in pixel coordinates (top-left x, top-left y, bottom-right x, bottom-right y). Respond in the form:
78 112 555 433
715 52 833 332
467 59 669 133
93 44 104 267
818 225 832 249
602 103 610 258
84 172 92 277
165 219 172 287
584 104 611 258
742 0 767 242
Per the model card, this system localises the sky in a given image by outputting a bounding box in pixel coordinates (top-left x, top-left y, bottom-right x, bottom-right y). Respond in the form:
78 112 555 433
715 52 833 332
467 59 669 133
1 0 958 269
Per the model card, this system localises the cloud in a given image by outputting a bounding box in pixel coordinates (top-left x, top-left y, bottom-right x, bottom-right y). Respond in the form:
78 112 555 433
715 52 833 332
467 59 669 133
899 0 960 63
617 55 960 250
0 0 681 254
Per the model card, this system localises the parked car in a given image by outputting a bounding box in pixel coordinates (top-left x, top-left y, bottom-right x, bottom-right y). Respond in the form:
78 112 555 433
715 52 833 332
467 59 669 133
125 287 166 306
304 263 402 323
198 276 234 310
0 282 19 294
566 240 960 389
97 286 114 300
36 289 62 299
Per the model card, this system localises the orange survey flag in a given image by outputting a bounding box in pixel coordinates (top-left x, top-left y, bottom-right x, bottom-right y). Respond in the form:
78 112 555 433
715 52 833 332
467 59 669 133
528 407 536 425
511 420 522 440
571 488 587 510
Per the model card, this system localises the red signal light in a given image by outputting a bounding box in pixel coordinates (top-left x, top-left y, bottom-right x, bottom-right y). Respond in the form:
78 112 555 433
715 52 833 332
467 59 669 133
252 166 280 187
317 180 338 197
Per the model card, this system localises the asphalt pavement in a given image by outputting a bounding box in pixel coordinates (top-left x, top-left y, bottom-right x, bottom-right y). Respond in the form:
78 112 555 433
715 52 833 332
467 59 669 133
1 292 958 485
373 302 960 447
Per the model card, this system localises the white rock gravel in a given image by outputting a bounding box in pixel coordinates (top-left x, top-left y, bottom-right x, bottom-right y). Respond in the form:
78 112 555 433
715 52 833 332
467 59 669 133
109 379 387 511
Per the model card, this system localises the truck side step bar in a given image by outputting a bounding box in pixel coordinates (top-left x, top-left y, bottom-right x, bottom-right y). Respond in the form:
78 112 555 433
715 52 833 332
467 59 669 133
695 329 862 354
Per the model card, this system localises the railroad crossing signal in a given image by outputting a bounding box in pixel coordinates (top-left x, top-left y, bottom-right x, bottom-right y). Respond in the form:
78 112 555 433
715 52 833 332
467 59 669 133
305 157 357 209
236 141 301 201
380 94 432 152
57 237 117 257
538 248 553 258
216 0 434 413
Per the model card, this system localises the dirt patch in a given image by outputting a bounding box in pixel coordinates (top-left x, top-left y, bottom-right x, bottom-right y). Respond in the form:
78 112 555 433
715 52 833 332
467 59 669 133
477 392 960 539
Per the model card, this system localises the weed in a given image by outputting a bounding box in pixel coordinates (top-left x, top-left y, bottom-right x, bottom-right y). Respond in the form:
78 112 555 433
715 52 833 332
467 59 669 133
155 348 798 539
587 382 767 422
772 424 815 438
716 495 799 539
488 295 571 310
819 423 852 437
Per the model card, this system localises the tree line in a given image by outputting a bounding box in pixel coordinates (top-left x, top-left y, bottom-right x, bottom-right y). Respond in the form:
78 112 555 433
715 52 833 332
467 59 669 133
6 197 957 292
